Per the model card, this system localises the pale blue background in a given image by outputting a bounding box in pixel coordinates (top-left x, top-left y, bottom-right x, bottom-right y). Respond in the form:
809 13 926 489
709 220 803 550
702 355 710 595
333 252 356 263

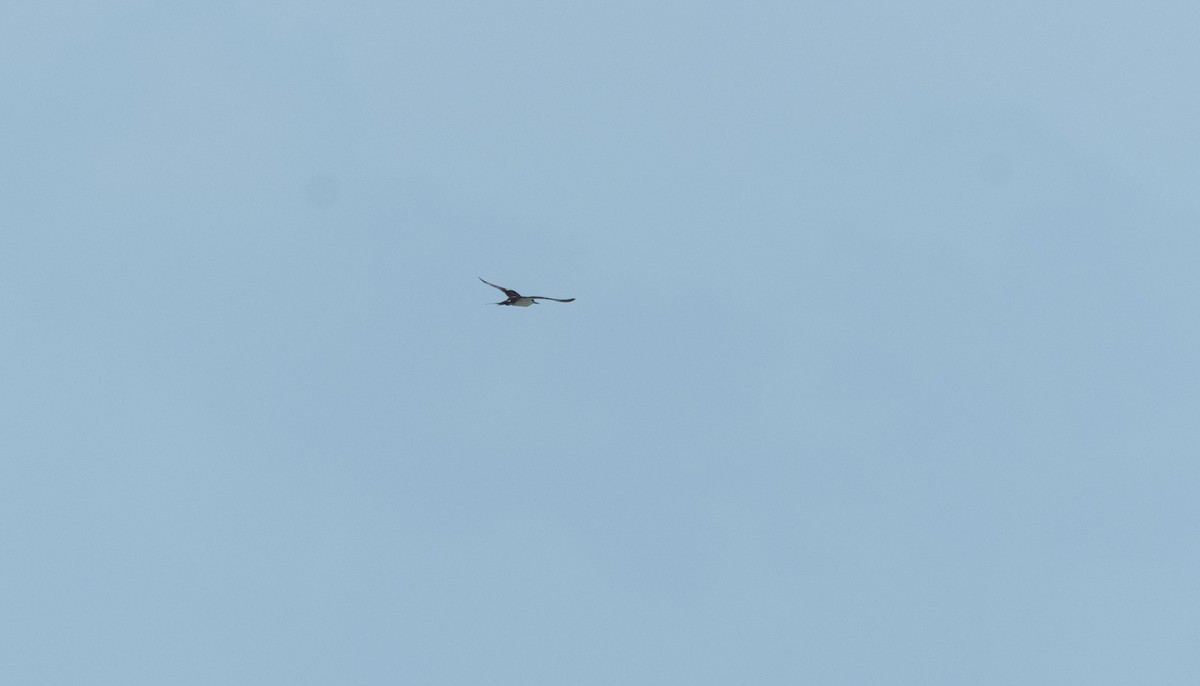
3 2 1198 683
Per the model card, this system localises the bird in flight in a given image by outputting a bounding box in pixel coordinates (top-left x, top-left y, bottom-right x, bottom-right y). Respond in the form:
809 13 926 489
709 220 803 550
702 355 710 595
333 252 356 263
479 277 575 307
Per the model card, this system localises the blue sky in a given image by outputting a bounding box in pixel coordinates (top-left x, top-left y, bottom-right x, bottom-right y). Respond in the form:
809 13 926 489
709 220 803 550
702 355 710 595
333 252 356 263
3 2 1198 683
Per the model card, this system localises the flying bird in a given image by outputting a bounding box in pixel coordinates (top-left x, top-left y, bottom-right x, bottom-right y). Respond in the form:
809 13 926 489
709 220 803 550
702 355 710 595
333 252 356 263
479 277 575 307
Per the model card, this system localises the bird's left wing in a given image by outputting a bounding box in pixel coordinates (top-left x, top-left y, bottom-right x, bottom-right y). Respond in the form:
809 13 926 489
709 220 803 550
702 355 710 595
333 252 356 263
478 277 509 293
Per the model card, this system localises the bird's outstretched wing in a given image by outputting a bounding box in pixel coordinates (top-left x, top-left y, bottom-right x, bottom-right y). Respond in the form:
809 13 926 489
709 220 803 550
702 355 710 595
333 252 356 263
530 296 576 303
479 277 520 298
478 277 508 293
